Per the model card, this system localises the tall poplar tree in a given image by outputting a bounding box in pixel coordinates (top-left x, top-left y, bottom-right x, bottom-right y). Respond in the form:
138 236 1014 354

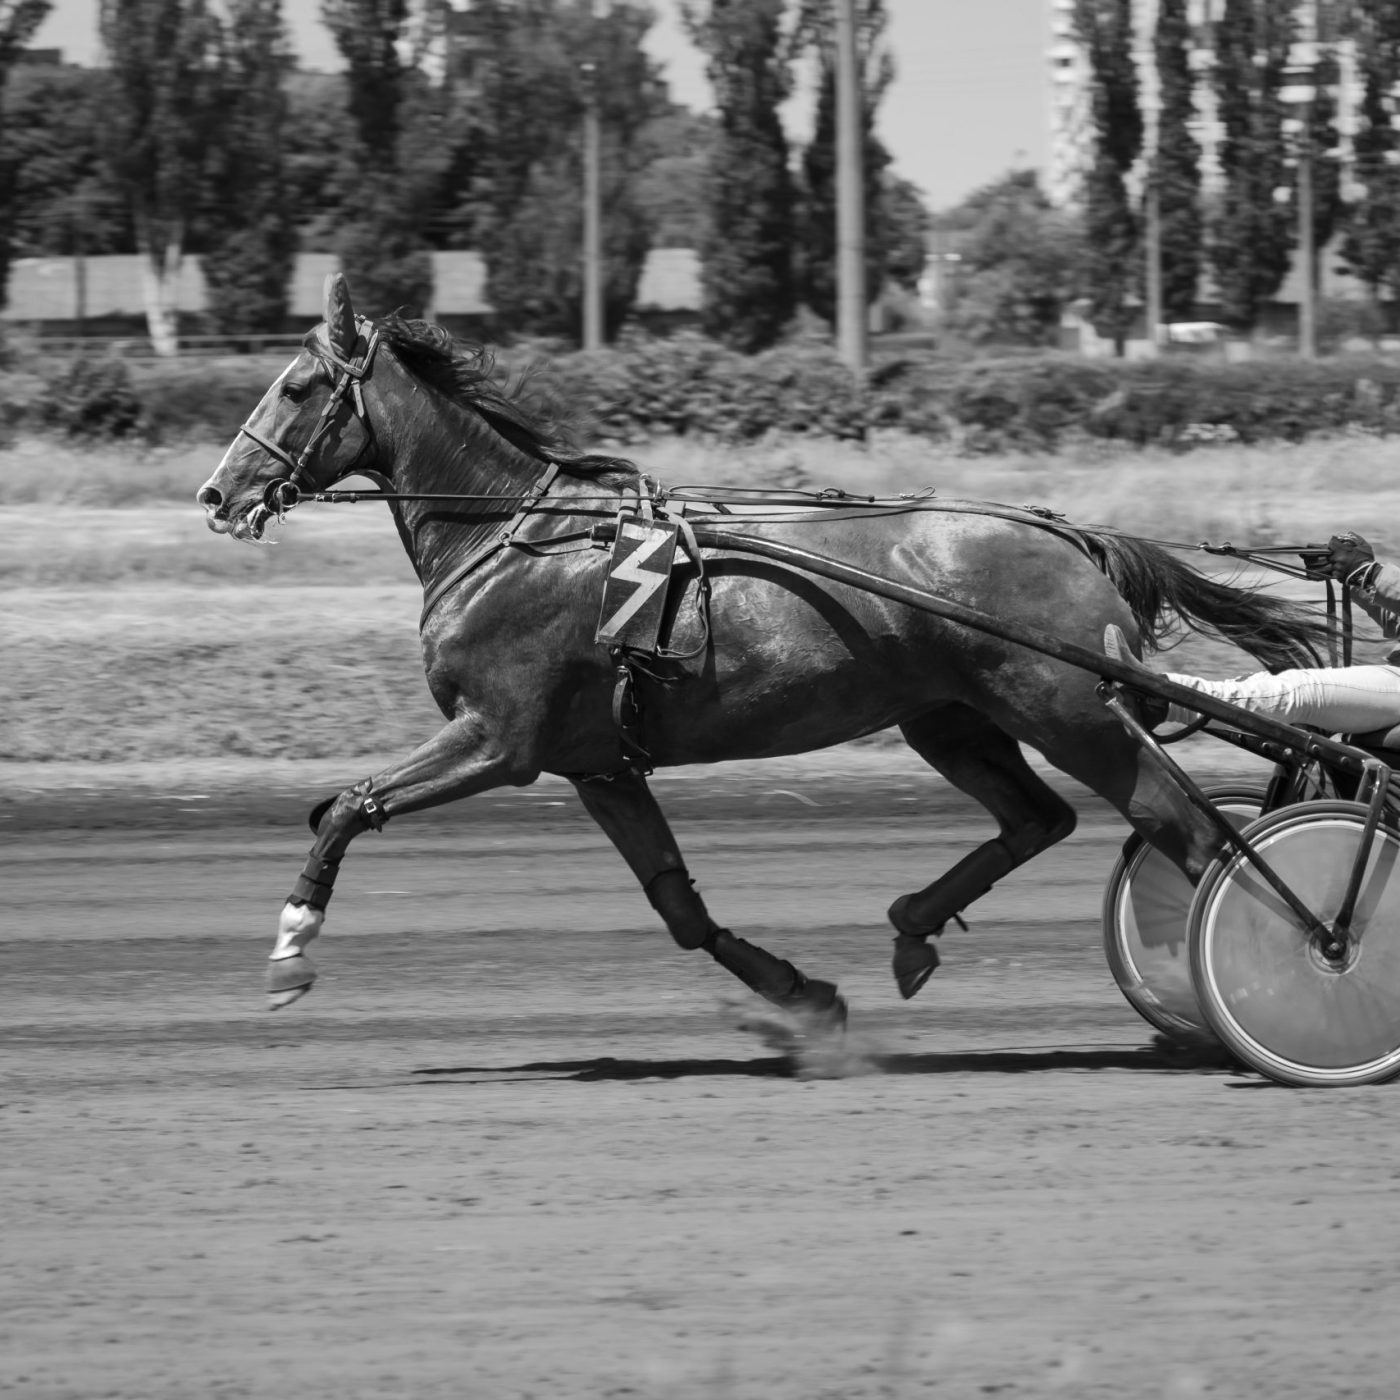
682 0 795 352
321 0 433 317
200 0 298 335
1305 47 1344 270
1152 0 1201 323
4 65 129 263
99 0 224 355
469 0 659 341
0 0 53 311
792 0 893 326
1340 0 1400 306
1074 0 1142 354
1208 0 1295 334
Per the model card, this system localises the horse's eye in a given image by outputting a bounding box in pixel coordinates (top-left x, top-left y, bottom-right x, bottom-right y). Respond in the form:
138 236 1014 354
282 380 311 403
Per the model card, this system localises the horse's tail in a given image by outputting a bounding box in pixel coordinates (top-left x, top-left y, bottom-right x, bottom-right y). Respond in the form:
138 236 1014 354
1084 528 1329 672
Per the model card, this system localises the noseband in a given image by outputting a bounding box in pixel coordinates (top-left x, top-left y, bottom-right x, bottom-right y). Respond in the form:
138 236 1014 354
238 322 382 516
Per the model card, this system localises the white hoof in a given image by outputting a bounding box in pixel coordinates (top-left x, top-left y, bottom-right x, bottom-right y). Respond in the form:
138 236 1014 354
265 943 317 1010
267 984 312 1011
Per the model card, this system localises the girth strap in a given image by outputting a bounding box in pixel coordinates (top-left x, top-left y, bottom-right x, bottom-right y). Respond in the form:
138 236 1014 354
609 647 653 775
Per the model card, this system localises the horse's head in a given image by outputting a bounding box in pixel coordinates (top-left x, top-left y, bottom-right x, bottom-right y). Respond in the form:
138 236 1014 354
197 274 379 541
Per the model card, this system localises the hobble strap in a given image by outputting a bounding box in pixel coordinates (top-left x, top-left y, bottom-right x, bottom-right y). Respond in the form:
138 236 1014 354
353 778 389 831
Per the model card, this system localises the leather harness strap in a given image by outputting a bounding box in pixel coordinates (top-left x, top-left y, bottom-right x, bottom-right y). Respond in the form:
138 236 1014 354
236 323 381 514
418 462 561 629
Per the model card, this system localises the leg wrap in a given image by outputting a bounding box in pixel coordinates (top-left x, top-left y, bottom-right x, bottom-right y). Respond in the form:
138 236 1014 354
890 838 1017 938
289 853 342 911
703 927 804 1004
644 868 716 951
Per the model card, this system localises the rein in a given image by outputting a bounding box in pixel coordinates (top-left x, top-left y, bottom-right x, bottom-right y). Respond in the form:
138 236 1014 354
240 344 1356 663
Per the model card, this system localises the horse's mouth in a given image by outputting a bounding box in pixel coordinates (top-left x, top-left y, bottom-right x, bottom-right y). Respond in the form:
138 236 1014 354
204 501 273 542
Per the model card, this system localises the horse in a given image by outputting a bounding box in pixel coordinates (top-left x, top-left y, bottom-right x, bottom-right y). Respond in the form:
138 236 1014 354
196 274 1326 1030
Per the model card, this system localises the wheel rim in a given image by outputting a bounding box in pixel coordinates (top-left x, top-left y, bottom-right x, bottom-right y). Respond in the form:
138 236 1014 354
1190 802 1400 1085
1103 788 1263 1040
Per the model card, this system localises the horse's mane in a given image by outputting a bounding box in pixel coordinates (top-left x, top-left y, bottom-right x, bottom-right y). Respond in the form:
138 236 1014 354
367 315 638 484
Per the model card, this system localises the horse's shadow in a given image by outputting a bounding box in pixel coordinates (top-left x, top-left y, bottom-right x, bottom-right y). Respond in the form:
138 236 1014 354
412 1041 1243 1083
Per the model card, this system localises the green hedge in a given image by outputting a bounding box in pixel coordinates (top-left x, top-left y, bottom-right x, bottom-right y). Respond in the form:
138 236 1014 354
548 340 1400 450
7 334 1400 451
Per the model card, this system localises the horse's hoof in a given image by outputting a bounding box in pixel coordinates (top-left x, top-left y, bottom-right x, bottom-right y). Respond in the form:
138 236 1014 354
788 978 848 1036
267 985 311 1011
816 992 850 1035
892 933 940 1000
266 953 316 1009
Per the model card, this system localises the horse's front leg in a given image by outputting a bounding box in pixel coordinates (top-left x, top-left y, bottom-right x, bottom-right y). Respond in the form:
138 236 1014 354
569 767 847 1030
268 714 527 1009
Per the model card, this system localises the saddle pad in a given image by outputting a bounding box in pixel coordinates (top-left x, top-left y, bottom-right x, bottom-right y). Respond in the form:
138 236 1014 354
595 517 681 651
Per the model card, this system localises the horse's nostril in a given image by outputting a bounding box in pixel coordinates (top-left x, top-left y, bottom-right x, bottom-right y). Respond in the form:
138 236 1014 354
197 485 223 512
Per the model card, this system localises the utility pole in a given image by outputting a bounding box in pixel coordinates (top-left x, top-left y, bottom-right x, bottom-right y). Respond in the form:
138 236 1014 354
834 0 866 375
1294 0 1321 360
1146 171 1163 350
1298 117 1316 359
581 57 603 351
1144 0 1162 352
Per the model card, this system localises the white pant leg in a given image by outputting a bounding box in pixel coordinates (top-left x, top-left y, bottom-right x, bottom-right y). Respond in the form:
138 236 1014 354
1164 666 1400 733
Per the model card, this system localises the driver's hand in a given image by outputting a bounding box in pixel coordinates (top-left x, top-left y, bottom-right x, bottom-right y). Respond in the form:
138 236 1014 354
1323 531 1376 582
1300 548 1332 579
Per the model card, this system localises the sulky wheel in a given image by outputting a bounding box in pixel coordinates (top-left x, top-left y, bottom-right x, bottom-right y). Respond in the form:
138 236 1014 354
1102 786 1266 1044
1188 800 1400 1087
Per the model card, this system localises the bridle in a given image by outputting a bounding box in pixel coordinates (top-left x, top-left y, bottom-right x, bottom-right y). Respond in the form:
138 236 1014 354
236 320 382 518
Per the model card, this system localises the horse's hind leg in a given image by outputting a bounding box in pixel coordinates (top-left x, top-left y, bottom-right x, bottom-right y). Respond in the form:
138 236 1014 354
889 704 1077 999
569 768 846 1029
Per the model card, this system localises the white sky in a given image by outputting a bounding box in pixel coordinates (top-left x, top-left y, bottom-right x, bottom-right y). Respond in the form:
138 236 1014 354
29 0 1050 211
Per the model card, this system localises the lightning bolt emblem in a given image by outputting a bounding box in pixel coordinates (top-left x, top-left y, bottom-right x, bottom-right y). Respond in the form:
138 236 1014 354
602 528 673 635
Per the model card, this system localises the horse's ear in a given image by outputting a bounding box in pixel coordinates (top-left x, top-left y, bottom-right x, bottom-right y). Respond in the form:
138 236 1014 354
324 273 358 360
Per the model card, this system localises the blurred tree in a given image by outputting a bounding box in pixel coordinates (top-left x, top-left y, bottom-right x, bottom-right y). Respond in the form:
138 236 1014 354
199 0 298 335
0 0 47 66
321 0 433 317
633 104 714 249
1303 46 1344 282
1340 0 1400 307
1152 0 1201 323
282 73 348 248
1074 0 1142 355
99 0 225 355
682 0 795 352
3 65 130 259
469 0 661 340
936 170 1081 347
1208 0 1295 334
0 0 53 310
881 174 929 291
791 0 894 326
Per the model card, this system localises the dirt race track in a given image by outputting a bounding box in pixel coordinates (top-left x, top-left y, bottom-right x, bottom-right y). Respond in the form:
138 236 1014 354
6 752 1400 1400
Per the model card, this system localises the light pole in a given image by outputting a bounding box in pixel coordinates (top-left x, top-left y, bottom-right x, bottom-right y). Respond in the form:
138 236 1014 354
834 0 866 375
1293 0 1321 359
1144 0 1162 352
1298 110 1316 360
581 55 603 351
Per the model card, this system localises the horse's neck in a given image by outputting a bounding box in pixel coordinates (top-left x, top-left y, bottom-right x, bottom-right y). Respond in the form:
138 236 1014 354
380 391 554 586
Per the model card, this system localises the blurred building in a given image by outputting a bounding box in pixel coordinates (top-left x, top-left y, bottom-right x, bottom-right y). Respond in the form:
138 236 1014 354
0 250 702 342
1047 0 1367 208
